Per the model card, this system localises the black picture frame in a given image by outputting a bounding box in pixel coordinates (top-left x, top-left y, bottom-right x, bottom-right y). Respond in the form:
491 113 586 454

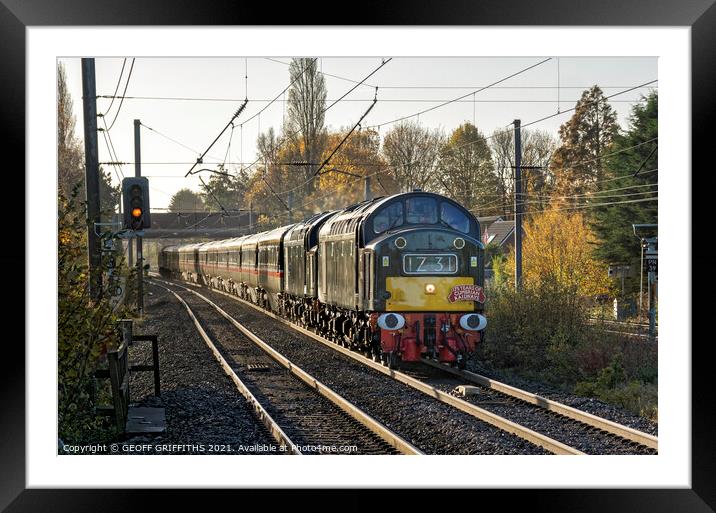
5 1 709 511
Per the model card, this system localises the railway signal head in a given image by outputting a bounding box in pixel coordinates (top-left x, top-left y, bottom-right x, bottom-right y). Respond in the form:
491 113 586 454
122 177 151 230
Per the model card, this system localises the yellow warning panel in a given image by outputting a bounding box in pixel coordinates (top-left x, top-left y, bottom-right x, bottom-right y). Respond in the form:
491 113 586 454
385 276 475 311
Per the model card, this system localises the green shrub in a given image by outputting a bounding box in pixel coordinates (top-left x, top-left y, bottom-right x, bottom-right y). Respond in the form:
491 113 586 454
479 278 591 379
478 278 657 420
58 188 132 444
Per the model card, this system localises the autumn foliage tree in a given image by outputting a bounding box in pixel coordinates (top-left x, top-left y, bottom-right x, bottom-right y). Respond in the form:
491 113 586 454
311 128 393 211
550 86 619 202
499 207 613 297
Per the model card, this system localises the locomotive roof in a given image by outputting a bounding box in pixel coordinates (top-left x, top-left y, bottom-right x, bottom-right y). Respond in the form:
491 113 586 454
318 190 478 240
285 211 337 245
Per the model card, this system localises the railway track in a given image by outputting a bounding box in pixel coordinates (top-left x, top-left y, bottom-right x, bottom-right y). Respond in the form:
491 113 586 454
152 276 658 455
587 318 657 339
420 360 658 451
150 281 416 455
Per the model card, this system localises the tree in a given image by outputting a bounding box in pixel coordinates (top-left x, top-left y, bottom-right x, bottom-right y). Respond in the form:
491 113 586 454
198 169 251 213
310 128 393 212
590 92 658 293
382 120 444 192
58 62 119 219
490 128 514 217
58 181 130 443
500 207 613 297
550 86 619 202
168 188 206 212
521 130 557 212
284 58 327 195
490 128 558 216
58 62 85 202
437 122 500 216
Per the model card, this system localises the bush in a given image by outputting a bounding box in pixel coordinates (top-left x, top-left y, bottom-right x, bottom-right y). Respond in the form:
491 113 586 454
575 356 658 421
58 188 132 444
478 278 657 419
479 278 591 384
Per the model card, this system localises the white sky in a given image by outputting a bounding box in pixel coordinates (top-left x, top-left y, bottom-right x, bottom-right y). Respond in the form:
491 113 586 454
59 56 657 210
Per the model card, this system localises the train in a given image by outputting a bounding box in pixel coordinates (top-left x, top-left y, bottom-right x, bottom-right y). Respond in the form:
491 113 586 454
158 190 488 369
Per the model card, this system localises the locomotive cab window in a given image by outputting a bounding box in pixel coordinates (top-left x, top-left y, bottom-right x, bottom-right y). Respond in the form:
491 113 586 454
406 197 437 224
440 202 470 233
373 202 403 234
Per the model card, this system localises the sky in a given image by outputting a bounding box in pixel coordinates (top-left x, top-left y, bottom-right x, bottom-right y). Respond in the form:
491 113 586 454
59 56 657 211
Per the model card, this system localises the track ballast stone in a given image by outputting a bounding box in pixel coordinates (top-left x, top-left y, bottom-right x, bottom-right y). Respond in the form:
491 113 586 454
121 284 276 454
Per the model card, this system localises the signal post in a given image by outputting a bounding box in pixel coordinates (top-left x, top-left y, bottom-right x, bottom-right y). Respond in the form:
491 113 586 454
123 120 151 317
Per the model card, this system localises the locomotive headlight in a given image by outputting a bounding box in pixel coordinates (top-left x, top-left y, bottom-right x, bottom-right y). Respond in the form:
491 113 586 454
459 313 487 331
425 283 436 294
377 313 405 331
395 236 407 249
454 237 465 249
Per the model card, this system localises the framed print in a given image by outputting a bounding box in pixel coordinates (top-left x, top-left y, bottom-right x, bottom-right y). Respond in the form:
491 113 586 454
5 0 711 510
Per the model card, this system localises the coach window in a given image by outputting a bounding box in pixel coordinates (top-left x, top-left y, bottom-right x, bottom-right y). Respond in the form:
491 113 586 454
440 202 470 233
373 202 404 233
406 197 437 224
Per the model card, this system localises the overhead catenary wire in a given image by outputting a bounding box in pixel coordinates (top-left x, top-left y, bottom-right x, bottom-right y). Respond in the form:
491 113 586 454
285 162 659 222
96 95 653 104
274 123 657 217
313 96 378 178
99 58 126 117
235 58 318 133
517 79 658 131
242 57 390 179
101 137 657 169
473 196 658 217
105 58 135 132
324 58 391 112
184 98 248 177
395 80 659 172
99 129 124 183
97 115 125 182
265 57 377 90
364 57 553 130
242 58 394 203
117 59 655 220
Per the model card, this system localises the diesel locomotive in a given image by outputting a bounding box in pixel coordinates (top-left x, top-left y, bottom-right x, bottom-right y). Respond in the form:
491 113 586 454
159 191 487 369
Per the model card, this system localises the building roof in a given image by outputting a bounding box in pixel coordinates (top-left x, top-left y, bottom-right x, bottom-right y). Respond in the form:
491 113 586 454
477 215 503 230
482 220 515 248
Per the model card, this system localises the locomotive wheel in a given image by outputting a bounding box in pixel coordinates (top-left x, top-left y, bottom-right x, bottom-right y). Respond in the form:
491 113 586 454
382 352 400 370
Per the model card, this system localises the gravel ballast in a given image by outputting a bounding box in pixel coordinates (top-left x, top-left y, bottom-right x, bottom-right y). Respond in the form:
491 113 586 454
119 284 275 454
166 282 551 455
464 361 658 437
